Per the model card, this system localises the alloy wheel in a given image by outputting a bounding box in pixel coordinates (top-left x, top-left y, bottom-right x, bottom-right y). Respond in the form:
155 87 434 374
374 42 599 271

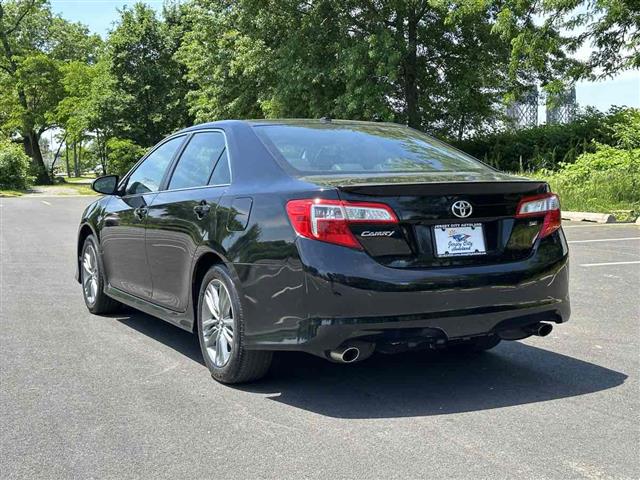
202 279 235 367
82 245 99 305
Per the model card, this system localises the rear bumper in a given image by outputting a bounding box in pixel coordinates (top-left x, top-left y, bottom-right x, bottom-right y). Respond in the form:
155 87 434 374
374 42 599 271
242 230 570 356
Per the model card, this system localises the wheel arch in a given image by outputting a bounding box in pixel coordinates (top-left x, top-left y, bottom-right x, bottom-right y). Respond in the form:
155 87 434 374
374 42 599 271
190 249 238 332
76 223 99 283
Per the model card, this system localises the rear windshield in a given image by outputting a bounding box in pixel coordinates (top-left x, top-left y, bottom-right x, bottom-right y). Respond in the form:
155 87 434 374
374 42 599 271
253 123 490 175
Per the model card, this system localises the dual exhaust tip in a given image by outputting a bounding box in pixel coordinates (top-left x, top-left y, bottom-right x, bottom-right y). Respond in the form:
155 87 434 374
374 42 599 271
328 322 553 362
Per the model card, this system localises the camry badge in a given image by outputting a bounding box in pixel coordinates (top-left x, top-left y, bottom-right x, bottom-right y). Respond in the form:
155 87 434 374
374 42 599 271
361 230 395 237
451 200 473 218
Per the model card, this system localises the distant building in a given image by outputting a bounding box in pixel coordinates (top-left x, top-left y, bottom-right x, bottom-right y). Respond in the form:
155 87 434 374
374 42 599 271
506 88 539 128
546 86 577 125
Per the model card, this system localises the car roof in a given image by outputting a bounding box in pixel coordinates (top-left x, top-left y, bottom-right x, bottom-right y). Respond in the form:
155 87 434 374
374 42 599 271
176 118 407 134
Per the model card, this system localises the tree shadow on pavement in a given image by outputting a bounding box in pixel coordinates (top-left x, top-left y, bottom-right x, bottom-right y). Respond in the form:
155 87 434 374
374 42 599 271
114 310 627 419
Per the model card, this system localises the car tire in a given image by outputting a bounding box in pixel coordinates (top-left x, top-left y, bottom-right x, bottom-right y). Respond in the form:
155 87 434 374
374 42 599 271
452 335 501 353
197 265 272 384
81 235 122 314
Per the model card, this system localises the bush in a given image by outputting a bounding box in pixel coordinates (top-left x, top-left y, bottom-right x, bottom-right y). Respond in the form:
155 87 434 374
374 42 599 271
0 141 33 190
106 138 147 177
533 146 640 218
455 107 633 171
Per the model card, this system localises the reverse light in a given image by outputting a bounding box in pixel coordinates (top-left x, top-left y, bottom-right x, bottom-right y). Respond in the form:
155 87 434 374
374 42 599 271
516 193 561 238
286 199 398 249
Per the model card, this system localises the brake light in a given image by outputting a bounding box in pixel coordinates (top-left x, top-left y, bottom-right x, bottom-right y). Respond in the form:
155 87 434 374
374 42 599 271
286 199 398 249
516 193 561 238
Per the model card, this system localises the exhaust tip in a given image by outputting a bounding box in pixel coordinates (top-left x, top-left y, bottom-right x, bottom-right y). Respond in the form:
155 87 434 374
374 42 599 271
537 323 553 337
327 341 375 363
328 346 361 363
341 347 360 363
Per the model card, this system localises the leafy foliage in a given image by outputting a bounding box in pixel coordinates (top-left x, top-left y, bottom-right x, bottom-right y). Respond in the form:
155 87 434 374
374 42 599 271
107 3 191 147
0 0 637 187
0 139 32 189
0 0 101 182
541 0 639 78
176 0 516 137
455 108 635 171
106 137 147 177
531 107 640 217
535 147 640 217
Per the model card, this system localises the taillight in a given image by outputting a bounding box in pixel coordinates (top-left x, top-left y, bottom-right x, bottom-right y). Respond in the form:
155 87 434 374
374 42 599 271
286 199 398 249
515 193 561 238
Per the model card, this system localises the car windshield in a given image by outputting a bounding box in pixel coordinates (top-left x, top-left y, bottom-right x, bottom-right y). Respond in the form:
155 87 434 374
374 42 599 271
253 123 490 175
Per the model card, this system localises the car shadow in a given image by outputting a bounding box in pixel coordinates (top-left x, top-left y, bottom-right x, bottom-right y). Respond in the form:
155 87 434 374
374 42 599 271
113 309 205 364
113 310 628 419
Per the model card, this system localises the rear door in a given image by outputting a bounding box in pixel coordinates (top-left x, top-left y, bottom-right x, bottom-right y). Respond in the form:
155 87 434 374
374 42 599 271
145 130 231 312
101 135 185 299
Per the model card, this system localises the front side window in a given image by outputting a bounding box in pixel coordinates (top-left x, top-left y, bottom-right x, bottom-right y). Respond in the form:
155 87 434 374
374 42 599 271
168 132 227 190
253 124 492 175
125 136 184 195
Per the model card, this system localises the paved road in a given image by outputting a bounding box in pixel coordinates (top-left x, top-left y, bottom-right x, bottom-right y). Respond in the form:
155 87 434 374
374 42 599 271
1 196 638 480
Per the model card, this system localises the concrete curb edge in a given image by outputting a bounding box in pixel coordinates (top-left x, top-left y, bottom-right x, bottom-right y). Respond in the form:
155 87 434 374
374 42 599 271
562 211 617 223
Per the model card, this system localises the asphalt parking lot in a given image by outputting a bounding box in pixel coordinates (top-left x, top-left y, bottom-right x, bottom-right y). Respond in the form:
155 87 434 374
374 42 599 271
1 196 638 480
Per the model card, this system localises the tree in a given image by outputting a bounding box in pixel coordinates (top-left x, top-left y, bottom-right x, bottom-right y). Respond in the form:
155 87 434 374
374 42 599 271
107 3 191 147
541 0 639 79
177 0 519 137
106 137 146 176
176 1 273 122
0 0 100 183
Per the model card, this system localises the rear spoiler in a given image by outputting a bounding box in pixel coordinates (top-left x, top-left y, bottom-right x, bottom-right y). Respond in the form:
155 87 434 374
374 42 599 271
335 181 549 197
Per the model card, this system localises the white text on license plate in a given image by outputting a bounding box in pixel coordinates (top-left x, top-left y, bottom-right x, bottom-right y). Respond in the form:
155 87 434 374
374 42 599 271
433 223 487 257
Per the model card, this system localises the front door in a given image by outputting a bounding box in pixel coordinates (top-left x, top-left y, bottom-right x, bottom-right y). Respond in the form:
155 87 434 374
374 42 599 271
145 131 231 311
101 135 186 299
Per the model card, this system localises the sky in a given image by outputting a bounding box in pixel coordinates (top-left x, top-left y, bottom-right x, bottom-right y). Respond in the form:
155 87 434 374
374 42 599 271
50 0 640 117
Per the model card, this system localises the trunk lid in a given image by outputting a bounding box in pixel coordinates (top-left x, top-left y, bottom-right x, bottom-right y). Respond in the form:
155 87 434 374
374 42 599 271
303 173 550 268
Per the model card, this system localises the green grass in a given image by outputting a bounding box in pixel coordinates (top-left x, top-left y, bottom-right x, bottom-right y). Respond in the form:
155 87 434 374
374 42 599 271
1 182 95 196
58 175 96 184
523 144 640 222
0 189 24 197
43 183 95 195
525 170 639 222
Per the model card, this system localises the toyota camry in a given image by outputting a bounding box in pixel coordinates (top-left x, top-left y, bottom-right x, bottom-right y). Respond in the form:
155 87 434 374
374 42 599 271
76 119 570 383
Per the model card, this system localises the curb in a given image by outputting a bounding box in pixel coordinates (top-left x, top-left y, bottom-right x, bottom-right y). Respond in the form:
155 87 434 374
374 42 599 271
562 211 617 223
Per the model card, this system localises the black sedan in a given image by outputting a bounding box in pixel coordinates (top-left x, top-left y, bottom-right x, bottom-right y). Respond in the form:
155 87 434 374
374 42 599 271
76 119 570 384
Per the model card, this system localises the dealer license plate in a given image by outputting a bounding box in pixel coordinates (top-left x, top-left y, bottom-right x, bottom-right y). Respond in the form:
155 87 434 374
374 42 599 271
433 223 487 257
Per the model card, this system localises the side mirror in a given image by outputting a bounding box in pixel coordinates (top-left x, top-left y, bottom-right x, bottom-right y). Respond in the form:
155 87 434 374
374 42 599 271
92 175 119 195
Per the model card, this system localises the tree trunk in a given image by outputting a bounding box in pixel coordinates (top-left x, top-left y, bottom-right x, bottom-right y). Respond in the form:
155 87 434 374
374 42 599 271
457 113 466 142
49 134 67 179
65 140 71 178
98 132 108 175
73 141 79 177
404 14 420 129
25 131 51 184
78 141 83 177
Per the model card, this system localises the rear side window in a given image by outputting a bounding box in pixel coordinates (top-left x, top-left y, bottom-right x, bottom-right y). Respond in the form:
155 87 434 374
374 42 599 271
253 124 491 175
125 136 184 195
168 132 226 190
209 150 231 186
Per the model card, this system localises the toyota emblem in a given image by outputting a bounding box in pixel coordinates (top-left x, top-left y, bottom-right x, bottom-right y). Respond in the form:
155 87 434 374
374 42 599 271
451 200 473 218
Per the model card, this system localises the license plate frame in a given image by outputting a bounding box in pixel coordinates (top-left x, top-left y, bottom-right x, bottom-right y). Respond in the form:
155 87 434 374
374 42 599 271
433 223 487 258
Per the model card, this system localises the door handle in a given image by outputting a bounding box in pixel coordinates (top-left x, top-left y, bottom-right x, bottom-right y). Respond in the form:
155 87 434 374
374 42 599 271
134 206 148 220
193 201 211 219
